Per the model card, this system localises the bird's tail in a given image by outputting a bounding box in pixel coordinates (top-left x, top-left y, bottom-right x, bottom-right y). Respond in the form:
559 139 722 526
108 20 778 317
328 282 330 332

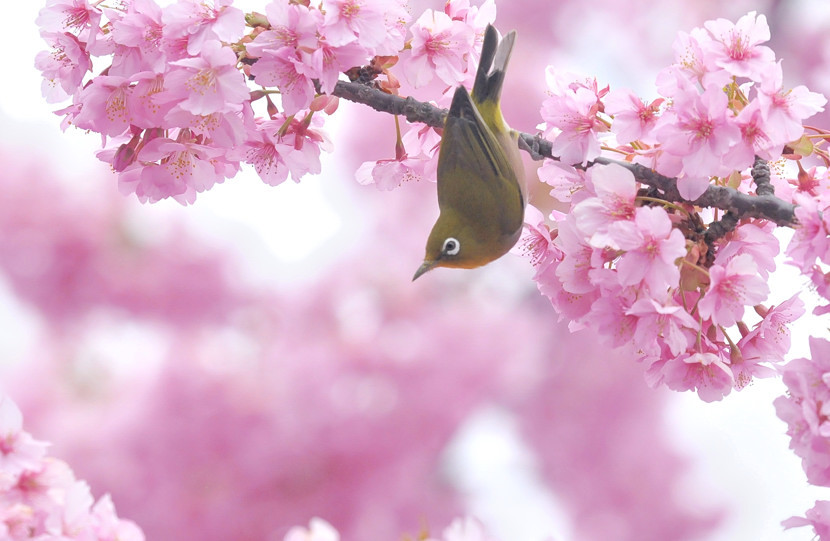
471 24 516 131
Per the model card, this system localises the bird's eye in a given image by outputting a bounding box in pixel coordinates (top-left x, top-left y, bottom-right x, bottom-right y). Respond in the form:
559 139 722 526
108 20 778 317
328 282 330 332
442 237 460 256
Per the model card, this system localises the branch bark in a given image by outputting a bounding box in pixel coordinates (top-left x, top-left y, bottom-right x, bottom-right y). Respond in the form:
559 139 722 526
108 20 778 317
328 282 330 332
331 80 797 227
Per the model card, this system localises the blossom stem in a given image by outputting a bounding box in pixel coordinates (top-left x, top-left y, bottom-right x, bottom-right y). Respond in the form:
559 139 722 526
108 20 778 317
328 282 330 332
718 325 738 352
635 196 690 216
679 258 711 278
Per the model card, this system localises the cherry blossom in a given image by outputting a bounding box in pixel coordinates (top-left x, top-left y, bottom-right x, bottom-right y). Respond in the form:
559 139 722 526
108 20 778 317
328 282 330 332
697 253 769 327
786 193 830 272
36 0 102 47
161 0 245 56
321 0 397 49
0 394 144 541
655 82 742 196
757 61 827 148
783 501 830 540
661 351 734 402
609 206 686 294
604 89 663 145
402 9 475 88
35 31 91 103
161 39 251 116
701 11 774 80
541 69 609 166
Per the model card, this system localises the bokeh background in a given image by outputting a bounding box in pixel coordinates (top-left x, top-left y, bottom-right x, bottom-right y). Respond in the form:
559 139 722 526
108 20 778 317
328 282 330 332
2 0 830 540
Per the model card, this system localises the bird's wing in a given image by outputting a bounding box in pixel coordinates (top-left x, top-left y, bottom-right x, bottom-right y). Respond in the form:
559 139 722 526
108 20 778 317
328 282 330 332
437 85 524 237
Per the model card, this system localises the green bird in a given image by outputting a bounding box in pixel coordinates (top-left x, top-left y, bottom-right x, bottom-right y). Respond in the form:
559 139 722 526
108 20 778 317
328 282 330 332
413 24 526 281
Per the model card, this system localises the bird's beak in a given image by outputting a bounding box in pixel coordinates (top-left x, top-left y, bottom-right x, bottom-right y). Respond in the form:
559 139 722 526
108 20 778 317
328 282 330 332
412 260 437 281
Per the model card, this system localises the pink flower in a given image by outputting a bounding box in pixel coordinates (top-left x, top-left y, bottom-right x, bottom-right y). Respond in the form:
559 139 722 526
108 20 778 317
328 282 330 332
109 0 166 75
587 291 638 348
702 11 775 80
321 0 392 49
732 99 776 162
119 134 226 204
714 221 779 279
242 116 327 186
160 40 251 116
541 69 609 166
791 166 830 198
91 495 146 541
356 158 423 190
161 0 245 56
249 47 316 116
165 107 251 150
403 10 475 88
0 396 49 476
609 206 687 296
356 122 439 190
126 72 170 129
786 193 830 272
627 298 697 357
514 205 561 273
757 60 827 149
572 163 637 247
604 89 663 144
776 338 830 486
547 218 601 324
246 2 322 57
735 295 804 385
783 501 830 539
664 28 731 89
537 160 588 203
308 40 369 94
35 32 92 103
661 351 734 402
72 75 133 137
36 0 102 48
443 0 496 75
655 83 743 186
554 217 597 295
697 253 769 327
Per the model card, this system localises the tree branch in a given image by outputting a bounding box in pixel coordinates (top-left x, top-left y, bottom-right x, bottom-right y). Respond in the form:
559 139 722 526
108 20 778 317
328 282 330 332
332 80 797 227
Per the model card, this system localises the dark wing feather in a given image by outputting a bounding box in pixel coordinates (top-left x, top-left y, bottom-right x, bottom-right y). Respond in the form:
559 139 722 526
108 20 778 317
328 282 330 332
437 86 524 239
472 25 516 108
472 25 499 102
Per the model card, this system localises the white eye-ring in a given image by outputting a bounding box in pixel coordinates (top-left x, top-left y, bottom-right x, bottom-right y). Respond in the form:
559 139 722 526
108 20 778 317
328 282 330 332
442 237 461 256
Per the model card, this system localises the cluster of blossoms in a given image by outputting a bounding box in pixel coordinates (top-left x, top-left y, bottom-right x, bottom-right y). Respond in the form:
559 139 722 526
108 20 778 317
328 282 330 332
518 12 827 402
0 394 144 540
776 338 830 537
1 391 504 541
356 0 496 189
35 0 496 202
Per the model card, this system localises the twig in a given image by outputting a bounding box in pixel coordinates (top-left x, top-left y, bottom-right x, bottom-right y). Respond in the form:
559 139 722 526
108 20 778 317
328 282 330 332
752 156 774 196
704 210 740 245
331 80 798 228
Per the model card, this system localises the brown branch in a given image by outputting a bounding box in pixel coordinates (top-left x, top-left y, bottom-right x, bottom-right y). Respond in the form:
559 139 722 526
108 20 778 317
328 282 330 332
333 80 446 128
331 80 798 227
752 155 774 196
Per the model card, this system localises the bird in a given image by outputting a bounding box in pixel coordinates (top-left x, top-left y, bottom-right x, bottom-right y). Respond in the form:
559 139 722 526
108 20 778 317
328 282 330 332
413 24 525 281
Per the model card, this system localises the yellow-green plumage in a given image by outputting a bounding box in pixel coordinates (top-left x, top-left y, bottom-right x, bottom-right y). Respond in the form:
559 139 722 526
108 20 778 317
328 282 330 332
413 24 525 281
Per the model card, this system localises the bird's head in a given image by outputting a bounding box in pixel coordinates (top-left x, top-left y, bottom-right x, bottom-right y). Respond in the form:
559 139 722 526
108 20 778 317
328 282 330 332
412 214 515 280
